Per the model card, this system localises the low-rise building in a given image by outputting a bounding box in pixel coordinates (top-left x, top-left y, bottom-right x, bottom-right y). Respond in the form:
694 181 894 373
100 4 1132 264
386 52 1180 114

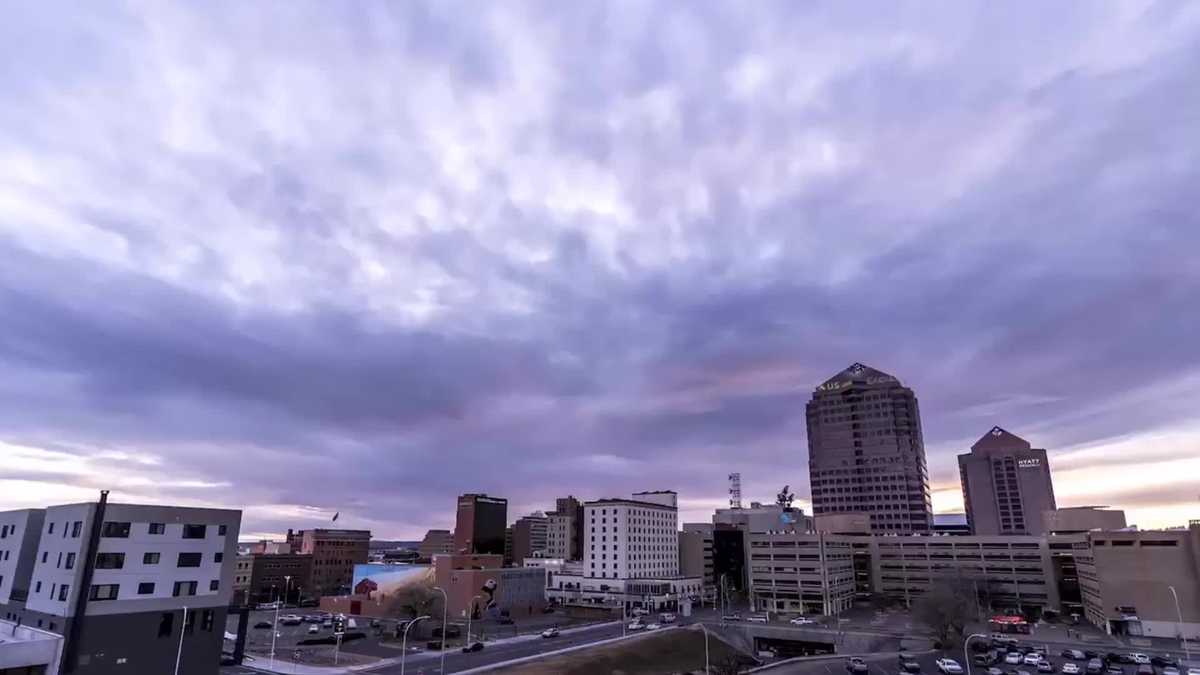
433 554 547 620
417 530 454 563
231 553 314 605
286 528 370 596
0 618 63 674
1075 524 1200 640
511 513 549 562
545 573 703 613
1044 507 1127 534
745 531 856 616
0 494 241 675
679 524 714 589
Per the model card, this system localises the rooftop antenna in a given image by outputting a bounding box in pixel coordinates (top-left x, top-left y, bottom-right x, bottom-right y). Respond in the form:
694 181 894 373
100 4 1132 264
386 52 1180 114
728 473 742 510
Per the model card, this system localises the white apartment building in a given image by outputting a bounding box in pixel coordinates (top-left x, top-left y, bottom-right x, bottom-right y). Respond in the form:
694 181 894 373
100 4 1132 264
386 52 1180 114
583 491 679 580
0 496 241 675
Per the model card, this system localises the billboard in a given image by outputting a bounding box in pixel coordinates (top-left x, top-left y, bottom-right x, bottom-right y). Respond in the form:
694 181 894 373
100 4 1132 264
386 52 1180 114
351 564 434 601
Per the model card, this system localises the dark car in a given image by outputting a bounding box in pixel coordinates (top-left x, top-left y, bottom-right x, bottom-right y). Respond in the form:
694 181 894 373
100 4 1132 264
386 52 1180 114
1064 651 1086 661
1106 666 1124 675
900 654 917 665
976 655 996 666
461 641 484 653
253 621 273 629
903 661 922 673
1084 652 1100 660
497 617 514 625
1109 655 1135 665
1151 657 1179 669
426 641 444 650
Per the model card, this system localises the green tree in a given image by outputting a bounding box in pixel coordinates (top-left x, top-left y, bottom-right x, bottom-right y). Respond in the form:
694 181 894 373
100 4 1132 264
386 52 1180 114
913 577 976 648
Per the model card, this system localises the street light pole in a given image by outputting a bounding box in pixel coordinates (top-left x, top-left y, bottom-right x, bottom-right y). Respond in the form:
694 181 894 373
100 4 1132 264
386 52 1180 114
270 586 281 669
466 594 482 644
173 606 187 675
699 622 711 674
400 615 430 675
1168 585 1191 661
965 633 988 675
433 586 449 675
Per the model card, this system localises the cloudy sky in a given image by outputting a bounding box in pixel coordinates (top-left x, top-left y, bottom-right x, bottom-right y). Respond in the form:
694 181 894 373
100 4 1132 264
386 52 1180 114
2 2 1199 540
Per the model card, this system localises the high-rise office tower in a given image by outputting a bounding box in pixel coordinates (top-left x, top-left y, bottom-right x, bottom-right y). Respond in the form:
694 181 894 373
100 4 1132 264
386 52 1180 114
510 512 549 562
806 363 932 533
958 426 1056 535
454 494 507 555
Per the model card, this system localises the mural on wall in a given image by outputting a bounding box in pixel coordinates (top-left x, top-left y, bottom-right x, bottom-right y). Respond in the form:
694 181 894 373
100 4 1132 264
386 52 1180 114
351 564 434 601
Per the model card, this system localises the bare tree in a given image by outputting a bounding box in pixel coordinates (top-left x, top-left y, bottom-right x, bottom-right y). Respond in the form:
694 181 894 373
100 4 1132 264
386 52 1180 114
384 585 440 621
913 577 976 648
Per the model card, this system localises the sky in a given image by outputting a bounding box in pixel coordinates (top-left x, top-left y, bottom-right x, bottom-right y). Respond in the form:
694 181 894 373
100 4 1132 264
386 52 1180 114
2 2 1199 540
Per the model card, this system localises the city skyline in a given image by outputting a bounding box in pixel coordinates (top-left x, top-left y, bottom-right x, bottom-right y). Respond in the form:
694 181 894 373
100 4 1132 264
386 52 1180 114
2 4 1200 540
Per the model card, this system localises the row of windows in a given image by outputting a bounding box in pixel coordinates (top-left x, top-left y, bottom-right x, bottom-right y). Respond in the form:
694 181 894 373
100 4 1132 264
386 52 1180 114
101 522 225 539
87 579 219 601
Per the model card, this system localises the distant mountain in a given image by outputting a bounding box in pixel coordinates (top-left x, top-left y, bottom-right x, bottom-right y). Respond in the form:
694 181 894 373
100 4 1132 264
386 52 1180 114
369 540 420 551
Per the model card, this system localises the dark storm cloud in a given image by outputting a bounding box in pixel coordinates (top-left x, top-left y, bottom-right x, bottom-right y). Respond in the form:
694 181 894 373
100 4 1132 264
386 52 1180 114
1 2 1199 534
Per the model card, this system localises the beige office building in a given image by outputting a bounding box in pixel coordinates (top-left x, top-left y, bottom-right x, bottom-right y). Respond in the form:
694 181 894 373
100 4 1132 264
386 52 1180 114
958 427 1056 536
1075 524 1200 640
744 531 856 616
806 363 933 533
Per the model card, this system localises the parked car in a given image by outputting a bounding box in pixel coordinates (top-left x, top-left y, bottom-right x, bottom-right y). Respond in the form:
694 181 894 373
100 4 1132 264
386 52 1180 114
660 613 677 624
1038 661 1056 673
253 621 273 629
1135 666 1153 675
902 660 922 673
1063 651 1087 661
975 655 995 666
1106 666 1125 675
1085 660 1103 675
627 621 645 631
632 608 650 616
1027 655 1045 666
791 617 817 625
722 613 742 621
1008 654 1024 665
541 628 560 638
462 641 484 653
847 658 869 674
746 615 768 624
1161 667 1179 675
645 623 662 630
1062 663 1080 675
1083 652 1100 660
1130 656 1150 666
1151 658 1179 669
987 668 1005 675
937 658 964 674
1183 668 1199 675
426 641 443 650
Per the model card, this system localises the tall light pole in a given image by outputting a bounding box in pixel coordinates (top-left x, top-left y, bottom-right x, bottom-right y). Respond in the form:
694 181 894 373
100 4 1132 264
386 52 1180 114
433 586 449 675
699 623 711 674
284 575 293 608
270 585 282 668
964 633 988 675
1168 585 1191 661
465 594 482 644
400 615 430 675
173 606 188 675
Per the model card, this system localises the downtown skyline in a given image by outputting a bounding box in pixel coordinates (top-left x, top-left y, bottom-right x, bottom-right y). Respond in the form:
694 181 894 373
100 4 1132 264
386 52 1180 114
2 3 1200 539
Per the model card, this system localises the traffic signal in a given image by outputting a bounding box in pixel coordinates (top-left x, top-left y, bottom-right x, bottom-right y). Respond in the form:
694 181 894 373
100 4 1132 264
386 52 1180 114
333 616 346 635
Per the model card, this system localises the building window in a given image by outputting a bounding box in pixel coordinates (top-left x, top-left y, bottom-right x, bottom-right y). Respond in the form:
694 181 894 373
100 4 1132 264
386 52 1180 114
158 612 174 638
173 581 198 597
201 609 214 632
182 524 207 539
184 610 196 635
144 552 161 565
35 581 42 593
177 552 203 568
57 584 70 601
210 579 220 591
138 582 156 595
95 552 126 569
48 522 54 535
218 525 227 536
149 523 166 535
71 521 82 538
101 522 131 538
214 552 223 563
65 552 76 570
89 584 120 601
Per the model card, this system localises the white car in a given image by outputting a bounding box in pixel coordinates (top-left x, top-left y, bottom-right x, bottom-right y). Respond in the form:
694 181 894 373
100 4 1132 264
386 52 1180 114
307 624 320 635
1062 664 1080 675
1007 654 1024 665
627 621 645 631
645 623 662 630
1130 656 1150 666
1027 654 1044 666
790 617 817 625
540 628 560 638
1161 668 1178 675
1184 668 1200 675
937 659 964 674
746 615 768 623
